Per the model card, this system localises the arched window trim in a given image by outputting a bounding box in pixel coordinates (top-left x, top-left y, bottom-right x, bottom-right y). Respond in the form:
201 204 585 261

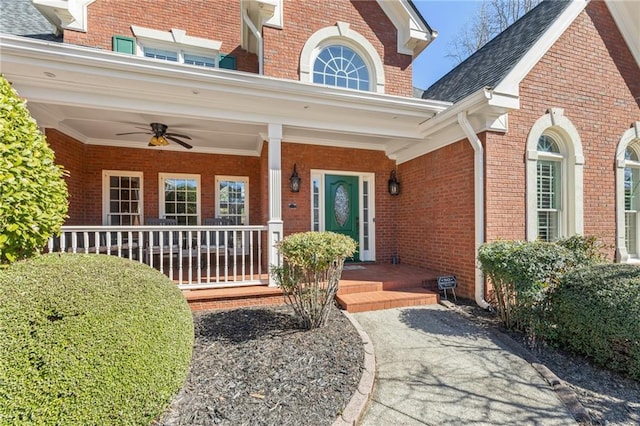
615 121 640 262
300 22 385 93
526 108 584 241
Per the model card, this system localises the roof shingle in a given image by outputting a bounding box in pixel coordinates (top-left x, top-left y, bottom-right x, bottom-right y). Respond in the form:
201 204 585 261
421 0 572 103
0 0 60 42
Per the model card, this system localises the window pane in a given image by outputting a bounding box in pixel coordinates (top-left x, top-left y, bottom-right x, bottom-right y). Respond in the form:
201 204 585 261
537 135 559 153
143 47 178 62
105 174 142 226
538 211 558 242
312 45 369 91
163 177 198 225
184 53 216 68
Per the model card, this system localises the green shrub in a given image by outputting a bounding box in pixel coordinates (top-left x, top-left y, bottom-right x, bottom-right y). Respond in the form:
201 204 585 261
0 254 194 425
547 263 640 380
478 235 606 334
0 75 69 264
272 231 356 329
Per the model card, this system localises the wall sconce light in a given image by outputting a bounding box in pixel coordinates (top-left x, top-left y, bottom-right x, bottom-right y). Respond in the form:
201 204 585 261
388 170 400 196
290 164 301 193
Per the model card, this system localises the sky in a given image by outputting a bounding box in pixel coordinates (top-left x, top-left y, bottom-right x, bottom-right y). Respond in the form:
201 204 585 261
411 1 482 90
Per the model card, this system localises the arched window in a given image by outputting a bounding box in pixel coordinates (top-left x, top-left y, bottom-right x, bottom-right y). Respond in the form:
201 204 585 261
299 22 385 93
615 122 640 262
526 108 584 242
313 45 369 90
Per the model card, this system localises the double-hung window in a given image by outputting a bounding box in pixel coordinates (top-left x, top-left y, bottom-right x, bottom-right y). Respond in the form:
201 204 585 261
215 176 248 225
102 171 143 226
159 173 200 225
536 135 563 242
625 147 640 256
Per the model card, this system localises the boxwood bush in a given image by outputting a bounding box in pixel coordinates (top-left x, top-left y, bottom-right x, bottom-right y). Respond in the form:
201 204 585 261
272 231 356 329
547 263 640 380
478 236 606 334
0 254 194 425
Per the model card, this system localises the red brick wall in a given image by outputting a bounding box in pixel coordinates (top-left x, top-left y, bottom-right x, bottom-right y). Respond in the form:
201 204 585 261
62 0 414 97
46 130 263 225
279 142 397 261
396 140 478 298
63 0 258 73
485 1 640 257
46 131 398 262
263 0 413 96
46 129 86 225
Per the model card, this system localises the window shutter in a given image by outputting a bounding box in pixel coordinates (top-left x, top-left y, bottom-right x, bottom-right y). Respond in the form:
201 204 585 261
112 36 136 54
219 54 237 70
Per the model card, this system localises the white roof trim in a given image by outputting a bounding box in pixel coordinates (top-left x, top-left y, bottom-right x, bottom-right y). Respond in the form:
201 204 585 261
605 0 640 66
493 0 588 97
375 0 435 56
32 0 95 33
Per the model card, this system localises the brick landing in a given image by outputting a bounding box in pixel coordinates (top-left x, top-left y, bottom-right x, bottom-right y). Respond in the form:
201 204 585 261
182 264 442 312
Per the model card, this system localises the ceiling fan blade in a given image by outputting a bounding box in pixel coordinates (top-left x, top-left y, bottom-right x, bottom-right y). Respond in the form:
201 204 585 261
166 135 193 149
116 131 152 136
166 132 192 140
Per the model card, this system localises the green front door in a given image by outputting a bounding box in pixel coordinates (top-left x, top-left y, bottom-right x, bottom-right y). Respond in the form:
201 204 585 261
325 175 359 261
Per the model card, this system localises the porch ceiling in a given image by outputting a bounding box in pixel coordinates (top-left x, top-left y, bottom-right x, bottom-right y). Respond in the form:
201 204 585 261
1 35 452 158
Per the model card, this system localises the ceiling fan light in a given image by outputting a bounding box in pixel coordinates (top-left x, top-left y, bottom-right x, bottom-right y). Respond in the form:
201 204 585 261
157 135 169 146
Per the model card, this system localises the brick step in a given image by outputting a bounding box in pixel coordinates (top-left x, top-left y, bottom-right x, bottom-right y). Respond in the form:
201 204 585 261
335 287 440 313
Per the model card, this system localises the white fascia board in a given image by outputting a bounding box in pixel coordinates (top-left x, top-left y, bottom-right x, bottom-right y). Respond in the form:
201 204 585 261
32 0 95 33
493 0 588 96
399 87 517 164
605 0 640 66
0 35 448 119
375 0 435 56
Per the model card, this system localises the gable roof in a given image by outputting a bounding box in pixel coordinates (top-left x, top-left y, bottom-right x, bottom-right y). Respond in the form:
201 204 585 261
0 0 60 41
421 0 572 103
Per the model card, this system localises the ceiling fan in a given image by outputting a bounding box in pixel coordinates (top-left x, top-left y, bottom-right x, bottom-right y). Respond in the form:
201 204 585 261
116 123 193 149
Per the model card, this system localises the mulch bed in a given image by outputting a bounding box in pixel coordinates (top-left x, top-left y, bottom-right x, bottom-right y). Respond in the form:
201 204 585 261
156 304 364 426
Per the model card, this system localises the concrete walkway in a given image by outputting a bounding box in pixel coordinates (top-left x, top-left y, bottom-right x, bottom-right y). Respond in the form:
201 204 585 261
353 305 576 425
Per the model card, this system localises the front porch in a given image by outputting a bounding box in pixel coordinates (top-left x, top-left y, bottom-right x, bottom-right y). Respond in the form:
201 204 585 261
183 263 442 312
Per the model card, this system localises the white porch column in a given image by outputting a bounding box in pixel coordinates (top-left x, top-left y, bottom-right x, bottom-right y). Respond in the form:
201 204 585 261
267 123 284 286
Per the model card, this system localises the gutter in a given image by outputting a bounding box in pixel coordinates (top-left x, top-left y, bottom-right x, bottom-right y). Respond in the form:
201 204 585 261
457 111 491 310
242 9 263 75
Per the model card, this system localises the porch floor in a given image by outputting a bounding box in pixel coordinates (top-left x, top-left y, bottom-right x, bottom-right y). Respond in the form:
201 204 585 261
183 263 442 312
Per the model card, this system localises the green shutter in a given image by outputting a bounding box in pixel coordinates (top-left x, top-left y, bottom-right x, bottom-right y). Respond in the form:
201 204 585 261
112 36 136 54
219 54 237 70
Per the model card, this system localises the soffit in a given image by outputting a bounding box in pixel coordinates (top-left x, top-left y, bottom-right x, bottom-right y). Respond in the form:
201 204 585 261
1 35 449 157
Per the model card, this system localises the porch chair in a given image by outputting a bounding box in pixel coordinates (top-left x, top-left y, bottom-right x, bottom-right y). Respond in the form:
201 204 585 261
144 218 180 266
200 217 232 269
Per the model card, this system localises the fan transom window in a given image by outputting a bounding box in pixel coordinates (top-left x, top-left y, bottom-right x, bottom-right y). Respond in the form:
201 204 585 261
313 45 370 91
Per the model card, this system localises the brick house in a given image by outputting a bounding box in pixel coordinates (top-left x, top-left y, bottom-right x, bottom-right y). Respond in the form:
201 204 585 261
1 0 638 306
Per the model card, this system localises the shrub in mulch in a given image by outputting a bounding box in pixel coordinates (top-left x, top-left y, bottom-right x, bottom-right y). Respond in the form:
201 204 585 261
0 254 194 425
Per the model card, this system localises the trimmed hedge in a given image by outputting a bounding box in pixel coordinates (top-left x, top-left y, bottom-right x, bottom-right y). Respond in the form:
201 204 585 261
0 254 194 425
0 75 69 264
273 231 356 329
548 263 640 380
478 236 606 333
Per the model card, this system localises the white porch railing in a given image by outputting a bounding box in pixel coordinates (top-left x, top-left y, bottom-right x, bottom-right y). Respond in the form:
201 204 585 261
48 225 269 289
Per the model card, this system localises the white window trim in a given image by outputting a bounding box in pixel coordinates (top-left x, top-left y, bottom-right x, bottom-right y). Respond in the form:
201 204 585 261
310 169 376 261
158 173 201 225
215 176 250 224
299 22 385 93
102 170 143 226
131 25 221 67
526 108 584 241
615 122 640 262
